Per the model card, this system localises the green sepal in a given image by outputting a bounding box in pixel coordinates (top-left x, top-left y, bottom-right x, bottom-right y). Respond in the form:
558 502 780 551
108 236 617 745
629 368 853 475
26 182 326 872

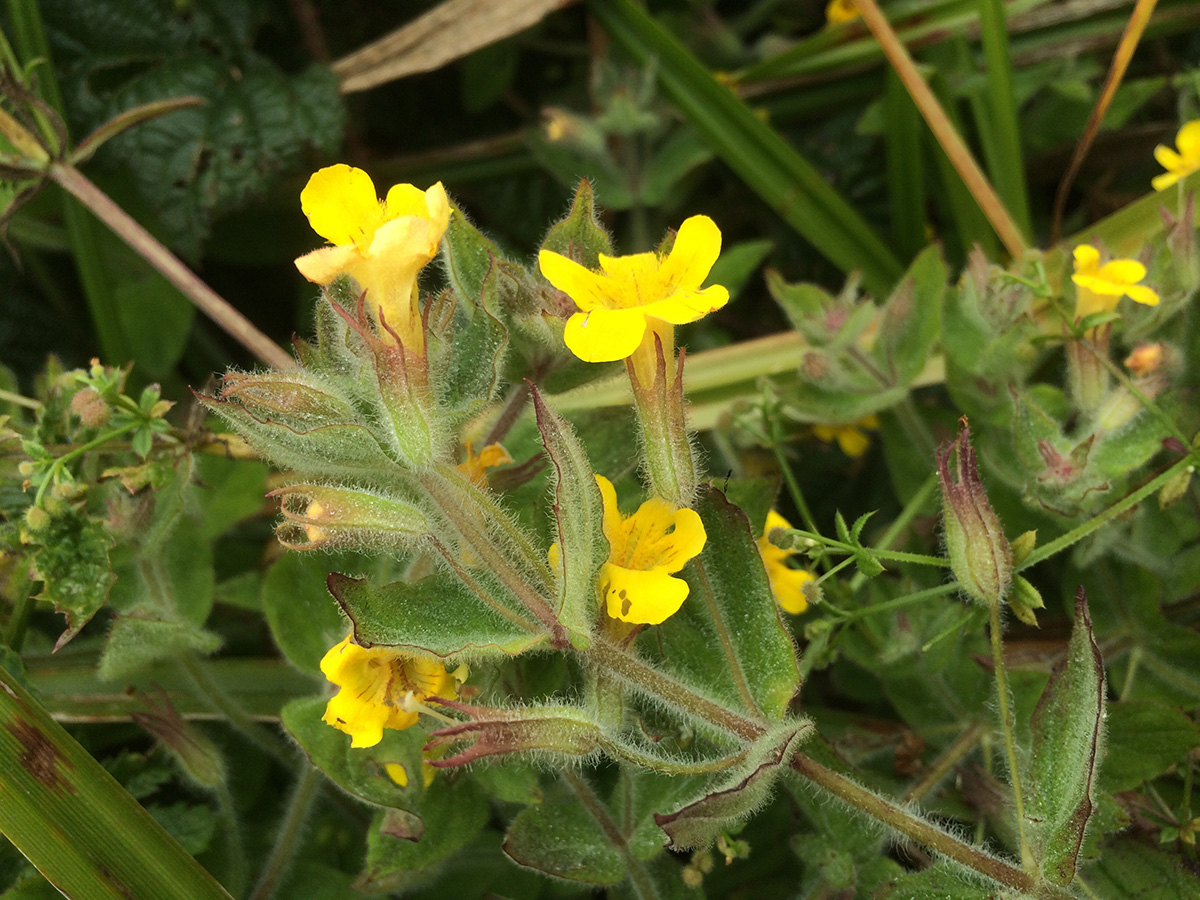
654 486 801 720
327 571 547 660
356 776 489 891
532 386 605 645
539 178 613 269
1008 575 1045 628
281 696 426 812
653 720 812 850
1026 587 1106 886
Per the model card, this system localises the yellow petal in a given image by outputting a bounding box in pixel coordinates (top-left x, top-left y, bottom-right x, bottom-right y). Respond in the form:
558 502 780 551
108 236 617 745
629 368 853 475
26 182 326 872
424 182 451 236
383 183 429 218
1155 144 1184 172
301 165 384 247
385 762 409 787
563 308 648 362
539 250 612 312
658 215 722 292
596 250 660 288
1124 284 1160 306
1072 244 1100 275
319 634 358 681
1153 171 1181 192
1098 259 1146 285
1073 274 1126 297
1175 120 1200 160
601 562 690 625
654 507 707 572
763 510 792 535
595 475 623 547
836 427 871 459
323 687 387 748
770 565 814 615
1074 288 1115 319
641 285 730 325
295 244 359 286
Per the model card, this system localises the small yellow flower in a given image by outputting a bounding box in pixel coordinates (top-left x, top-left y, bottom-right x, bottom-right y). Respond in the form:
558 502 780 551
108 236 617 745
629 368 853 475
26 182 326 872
457 441 514 487
384 753 438 789
757 511 814 615
595 475 706 625
538 216 729 363
826 0 860 25
1153 120 1200 191
813 415 879 459
295 165 450 349
320 634 461 749
1071 244 1159 320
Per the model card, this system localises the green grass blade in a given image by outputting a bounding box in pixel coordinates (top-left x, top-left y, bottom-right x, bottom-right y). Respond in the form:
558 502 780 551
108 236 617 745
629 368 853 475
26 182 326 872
0 665 234 900
977 0 1032 239
4 0 132 364
588 0 903 296
885 69 926 260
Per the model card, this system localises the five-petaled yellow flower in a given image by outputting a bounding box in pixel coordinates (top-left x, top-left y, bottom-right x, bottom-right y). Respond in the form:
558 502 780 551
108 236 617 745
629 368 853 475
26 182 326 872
320 634 461 748
595 474 706 625
538 216 729 363
1071 244 1159 320
1153 120 1200 192
826 0 860 25
757 511 814 615
296 165 450 349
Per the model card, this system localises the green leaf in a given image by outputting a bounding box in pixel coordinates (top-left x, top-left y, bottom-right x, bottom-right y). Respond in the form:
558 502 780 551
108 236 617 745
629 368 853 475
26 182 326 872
327 571 546 660
873 862 995 899
653 722 812 850
532 387 605 645
192 454 268 540
705 239 773 304
357 777 489 891
280 696 427 812
27 505 115 649
260 553 350 676
539 178 613 269
1084 838 1200 900
719 476 778 538
502 791 625 885
652 487 800 720
102 237 194 380
1101 700 1200 794
99 616 221 683
1026 588 1106 886
874 245 945 386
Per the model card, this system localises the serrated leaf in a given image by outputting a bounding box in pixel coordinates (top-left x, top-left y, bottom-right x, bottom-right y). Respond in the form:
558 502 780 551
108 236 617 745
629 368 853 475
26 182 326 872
27 507 115 649
1026 587 1106 886
532 387 604 644
281 696 427 812
1101 700 1200 794
328 571 545 660
651 487 800 720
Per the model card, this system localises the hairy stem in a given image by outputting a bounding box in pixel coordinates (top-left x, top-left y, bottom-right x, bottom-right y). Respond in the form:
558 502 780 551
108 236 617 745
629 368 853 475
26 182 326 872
988 599 1036 875
248 765 320 900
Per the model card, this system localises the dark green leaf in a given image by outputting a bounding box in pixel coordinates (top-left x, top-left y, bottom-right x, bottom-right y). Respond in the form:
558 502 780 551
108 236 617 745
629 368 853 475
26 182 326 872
328 571 546 660
99 616 221 683
1101 700 1199 793
503 792 625 885
1084 838 1200 900
261 553 350 676
27 506 115 649
874 245 945 385
1026 588 1106 886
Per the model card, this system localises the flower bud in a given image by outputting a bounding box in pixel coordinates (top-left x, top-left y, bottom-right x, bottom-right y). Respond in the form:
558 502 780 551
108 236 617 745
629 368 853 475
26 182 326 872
131 689 226 789
425 701 600 767
70 388 111 428
937 421 1012 607
270 484 430 551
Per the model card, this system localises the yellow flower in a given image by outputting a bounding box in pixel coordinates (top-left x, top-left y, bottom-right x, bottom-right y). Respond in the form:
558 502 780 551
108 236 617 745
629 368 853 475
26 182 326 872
813 415 879 459
757 510 814 615
320 634 461 749
1071 244 1159 320
295 165 450 350
538 216 729 363
457 441 514 487
595 475 706 625
1153 120 1200 191
826 0 860 25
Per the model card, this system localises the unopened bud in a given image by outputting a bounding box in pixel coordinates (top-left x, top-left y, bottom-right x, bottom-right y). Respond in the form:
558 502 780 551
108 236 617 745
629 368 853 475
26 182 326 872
70 388 111 428
131 689 226 789
937 420 1012 607
23 505 50 532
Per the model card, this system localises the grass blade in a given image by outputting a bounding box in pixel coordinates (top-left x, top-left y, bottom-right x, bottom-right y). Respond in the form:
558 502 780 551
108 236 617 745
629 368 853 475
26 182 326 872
0 664 233 900
885 69 926 260
977 0 1032 239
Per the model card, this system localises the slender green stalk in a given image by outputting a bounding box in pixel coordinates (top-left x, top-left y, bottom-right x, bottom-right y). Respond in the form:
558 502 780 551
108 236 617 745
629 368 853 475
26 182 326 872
34 421 140 507
784 528 950 568
0 388 41 410
848 473 939 593
215 783 248 898
1080 337 1192 449
178 654 295 766
771 443 821 541
563 770 657 900
843 582 959 622
988 599 1035 875
853 0 1027 260
2 567 35 652
791 752 1047 895
1018 454 1198 571
248 765 321 900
